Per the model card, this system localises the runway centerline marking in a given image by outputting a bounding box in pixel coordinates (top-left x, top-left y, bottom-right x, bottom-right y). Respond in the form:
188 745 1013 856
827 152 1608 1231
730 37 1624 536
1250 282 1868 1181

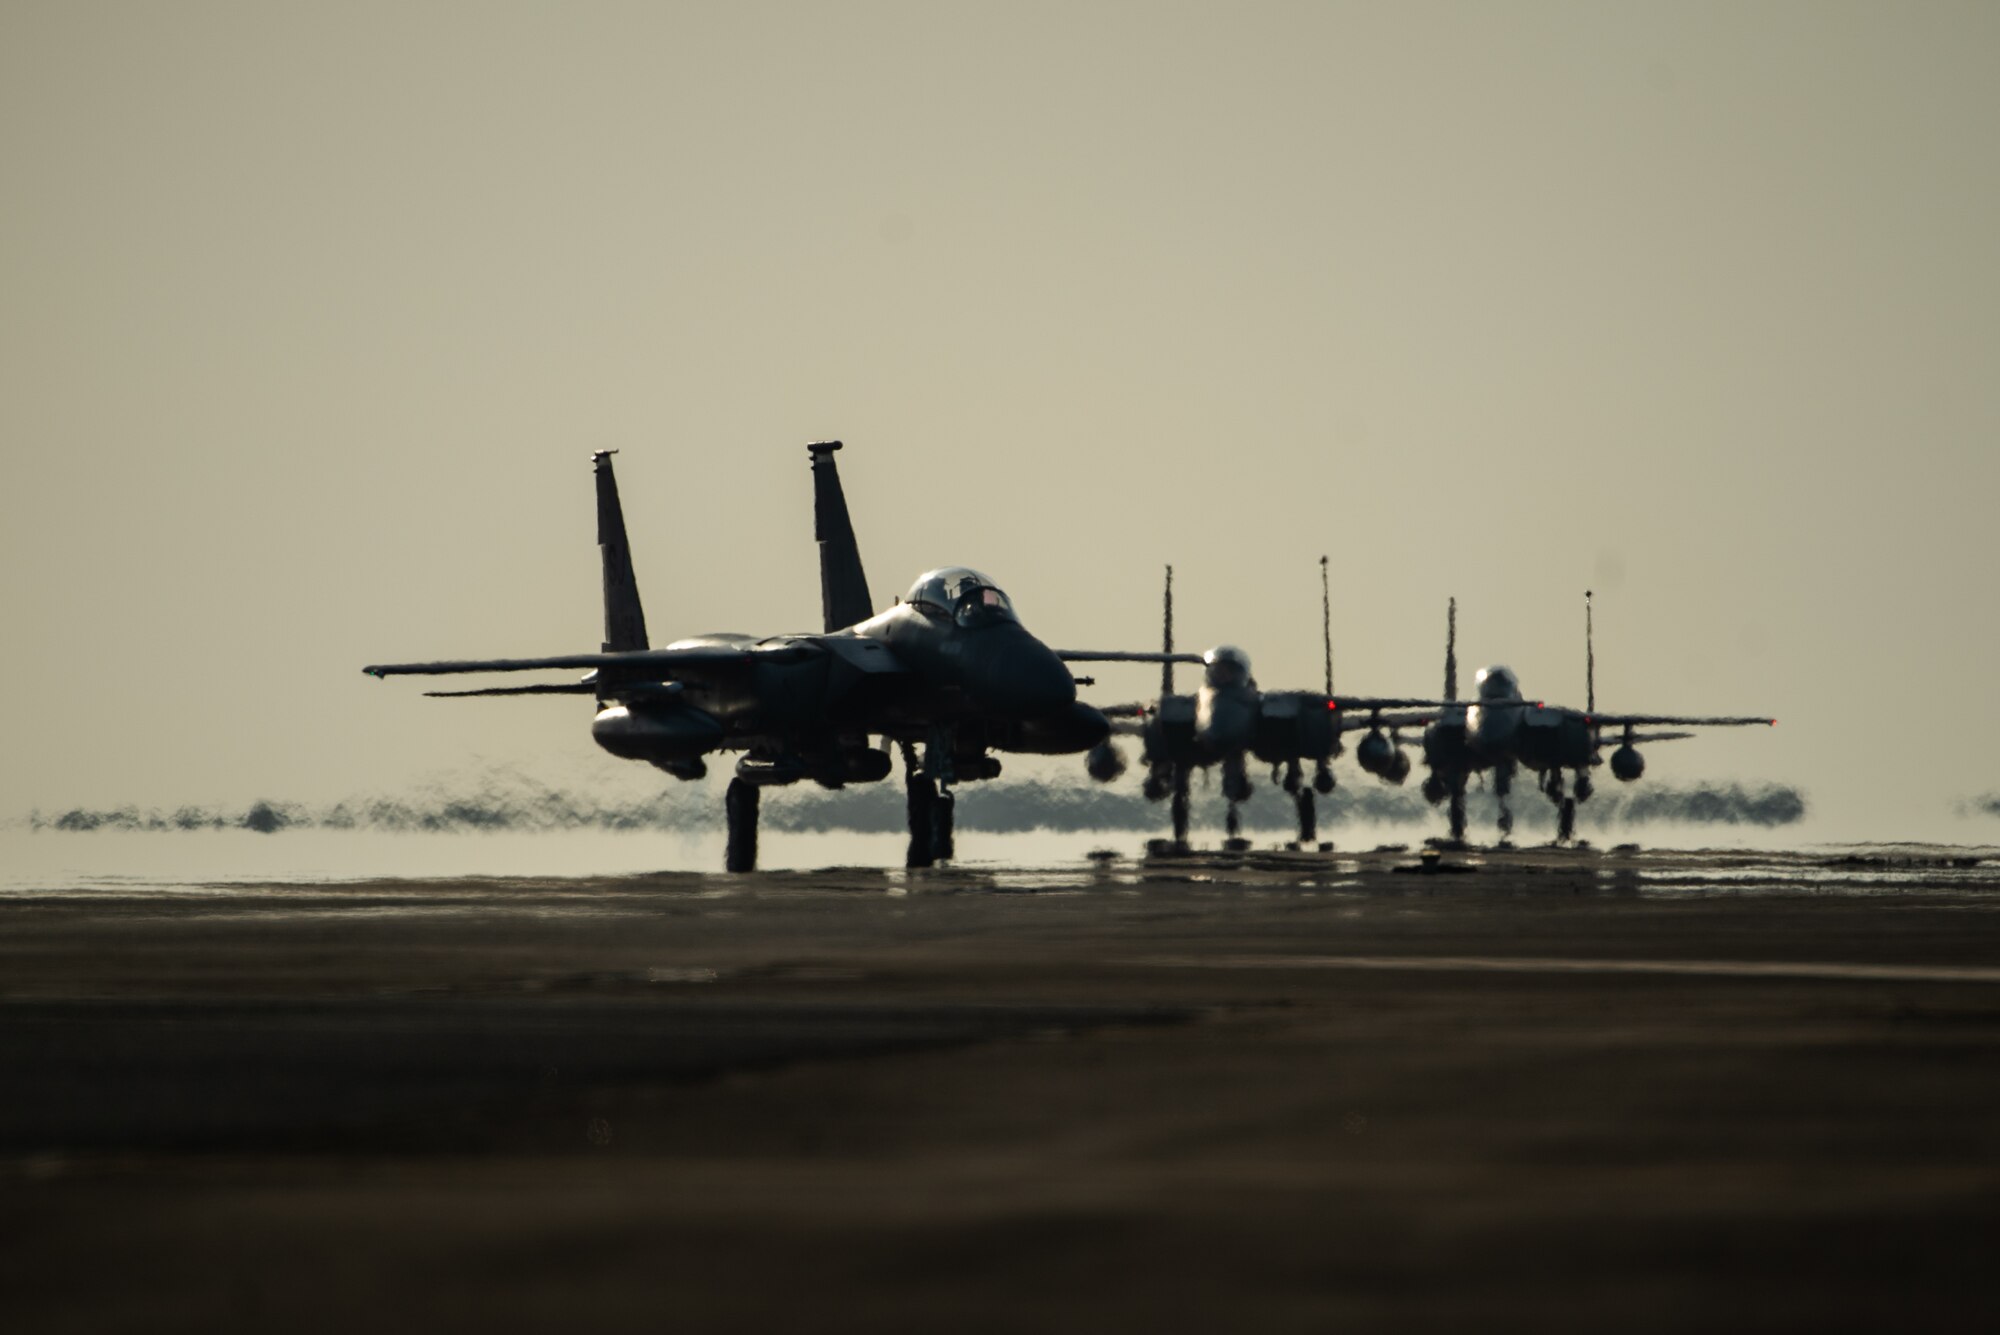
1129 955 2000 985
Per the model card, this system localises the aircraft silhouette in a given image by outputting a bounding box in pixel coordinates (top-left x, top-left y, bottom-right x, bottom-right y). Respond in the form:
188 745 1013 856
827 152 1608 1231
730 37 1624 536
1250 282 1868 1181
363 443 1178 871
1403 593 1776 844
1086 559 1450 851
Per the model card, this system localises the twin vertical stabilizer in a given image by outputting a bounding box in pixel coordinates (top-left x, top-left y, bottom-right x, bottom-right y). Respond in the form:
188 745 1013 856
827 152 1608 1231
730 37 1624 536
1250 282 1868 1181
808 441 874 632
593 451 650 653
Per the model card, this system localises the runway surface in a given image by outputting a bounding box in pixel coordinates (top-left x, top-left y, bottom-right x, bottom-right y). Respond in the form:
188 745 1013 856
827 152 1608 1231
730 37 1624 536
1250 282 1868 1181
5 842 2000 1332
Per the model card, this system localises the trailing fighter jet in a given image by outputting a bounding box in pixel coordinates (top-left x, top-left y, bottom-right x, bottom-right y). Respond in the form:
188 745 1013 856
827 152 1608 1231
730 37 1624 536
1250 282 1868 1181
1085 559 1450 852
1405 593 1776 845
363 443 1186 871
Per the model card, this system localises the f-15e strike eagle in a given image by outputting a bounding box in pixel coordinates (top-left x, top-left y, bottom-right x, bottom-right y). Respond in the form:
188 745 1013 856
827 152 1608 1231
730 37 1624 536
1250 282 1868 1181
1084 559 1453 852
363 443 1190 871
1404 593 1776 844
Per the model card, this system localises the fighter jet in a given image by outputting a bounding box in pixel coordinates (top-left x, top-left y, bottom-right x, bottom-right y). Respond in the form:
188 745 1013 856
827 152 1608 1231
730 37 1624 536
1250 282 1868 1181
363 443 1182 871
1406 593 1776 844
1086 559 1449 852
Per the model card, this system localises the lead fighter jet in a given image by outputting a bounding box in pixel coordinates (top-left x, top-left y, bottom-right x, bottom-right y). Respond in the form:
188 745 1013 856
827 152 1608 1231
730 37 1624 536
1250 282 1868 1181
363 443 1188 871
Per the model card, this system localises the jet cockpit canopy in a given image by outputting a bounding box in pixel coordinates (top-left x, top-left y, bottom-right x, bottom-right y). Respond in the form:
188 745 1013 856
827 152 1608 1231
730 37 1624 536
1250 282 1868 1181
1202 644 1253 689
1475 665 1521 700
906 567 1018 628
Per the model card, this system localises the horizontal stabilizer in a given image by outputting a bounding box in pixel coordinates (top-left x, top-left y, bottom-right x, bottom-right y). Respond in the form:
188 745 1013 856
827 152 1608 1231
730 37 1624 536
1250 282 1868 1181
365 642 812 680
423 683 599 698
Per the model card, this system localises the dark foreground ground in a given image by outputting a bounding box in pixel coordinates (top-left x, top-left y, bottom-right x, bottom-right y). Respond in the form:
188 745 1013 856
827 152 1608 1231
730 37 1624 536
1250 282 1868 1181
5 843 2000 1333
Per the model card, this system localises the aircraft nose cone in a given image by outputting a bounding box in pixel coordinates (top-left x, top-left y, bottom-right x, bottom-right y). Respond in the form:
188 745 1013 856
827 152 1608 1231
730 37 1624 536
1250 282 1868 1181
1196 684 1258 752
972 630 1077 718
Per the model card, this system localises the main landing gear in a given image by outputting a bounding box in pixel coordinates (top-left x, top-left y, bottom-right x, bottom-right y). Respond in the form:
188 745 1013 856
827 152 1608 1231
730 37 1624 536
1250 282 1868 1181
900 739 957 869
1170 764 1192 850
1221 754 1252 852
725 777 759 873
1422 767 1470 847
1283 759 1337 852
1539 767 1595 845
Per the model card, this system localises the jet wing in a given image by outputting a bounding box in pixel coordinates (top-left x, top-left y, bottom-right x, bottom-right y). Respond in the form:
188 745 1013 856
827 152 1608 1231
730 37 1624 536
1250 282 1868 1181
1338 709 1438 733
1329 695 1461 711
1056 650 1205 664
1588 713 1775 728
422 682 601 698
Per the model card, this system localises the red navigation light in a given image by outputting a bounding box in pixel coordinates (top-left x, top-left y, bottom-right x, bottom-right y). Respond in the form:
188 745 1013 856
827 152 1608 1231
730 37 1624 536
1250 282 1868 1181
1326 700 1339 711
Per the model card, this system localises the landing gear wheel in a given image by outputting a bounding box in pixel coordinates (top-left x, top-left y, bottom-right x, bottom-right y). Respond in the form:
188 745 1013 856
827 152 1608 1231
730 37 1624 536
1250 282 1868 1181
1170 766 1192 851
1223 801 1249 853
725 778 760 873
1294 785 1318 847
1558 796 1576 844
1447 776 1468 845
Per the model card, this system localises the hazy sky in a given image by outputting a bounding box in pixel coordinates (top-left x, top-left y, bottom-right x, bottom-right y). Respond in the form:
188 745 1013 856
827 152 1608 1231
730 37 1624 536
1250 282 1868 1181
3 1 1996 831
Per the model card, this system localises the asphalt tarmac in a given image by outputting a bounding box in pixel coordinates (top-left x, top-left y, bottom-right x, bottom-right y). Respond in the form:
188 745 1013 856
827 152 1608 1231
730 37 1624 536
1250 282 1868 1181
5 843 2000 1333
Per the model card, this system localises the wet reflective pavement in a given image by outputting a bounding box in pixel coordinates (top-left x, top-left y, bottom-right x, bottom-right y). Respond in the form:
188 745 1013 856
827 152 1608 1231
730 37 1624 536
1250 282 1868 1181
4 844 2000 1332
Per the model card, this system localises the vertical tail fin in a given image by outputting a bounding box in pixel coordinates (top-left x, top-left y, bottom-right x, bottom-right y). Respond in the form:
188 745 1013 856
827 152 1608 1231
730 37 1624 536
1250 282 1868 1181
1444 597 1458 702
1585 589 1595 714
808 441 874 632
1161 564 1176 698
593 451 649 653
1320 555 1333 696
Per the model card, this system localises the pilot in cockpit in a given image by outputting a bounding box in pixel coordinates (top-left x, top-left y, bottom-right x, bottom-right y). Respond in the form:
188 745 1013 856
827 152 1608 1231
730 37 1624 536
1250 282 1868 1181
906 567 1018 628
